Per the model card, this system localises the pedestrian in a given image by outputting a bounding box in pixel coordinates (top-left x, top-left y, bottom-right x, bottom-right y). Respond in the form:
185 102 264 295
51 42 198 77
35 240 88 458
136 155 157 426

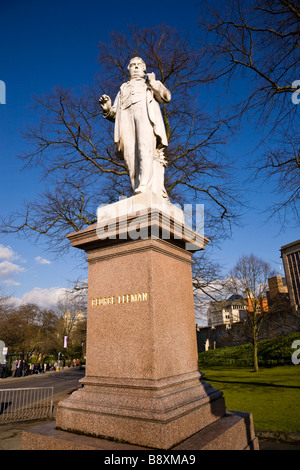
12 360 18 377
15 359 23 377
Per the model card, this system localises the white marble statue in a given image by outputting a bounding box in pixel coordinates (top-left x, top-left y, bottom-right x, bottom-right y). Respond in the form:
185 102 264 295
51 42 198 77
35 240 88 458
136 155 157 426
99 57 171 198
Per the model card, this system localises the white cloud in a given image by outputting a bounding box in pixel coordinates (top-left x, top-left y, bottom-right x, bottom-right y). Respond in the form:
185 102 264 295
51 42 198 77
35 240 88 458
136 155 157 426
20 286 67 309
0 244 18 261
35 256 52 265
0 260 25 278
7 285 88 311
5 296 22 308
3 279 21 286
0 244 27 286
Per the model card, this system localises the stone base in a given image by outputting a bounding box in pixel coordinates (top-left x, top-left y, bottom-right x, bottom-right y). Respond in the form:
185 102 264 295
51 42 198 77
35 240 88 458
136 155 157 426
59 223 217 450
56 371 226 449
54 212 257 451
22 411 259 450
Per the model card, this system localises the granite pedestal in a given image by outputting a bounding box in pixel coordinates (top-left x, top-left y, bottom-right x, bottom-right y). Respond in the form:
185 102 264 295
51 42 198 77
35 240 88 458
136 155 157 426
22 204 258 450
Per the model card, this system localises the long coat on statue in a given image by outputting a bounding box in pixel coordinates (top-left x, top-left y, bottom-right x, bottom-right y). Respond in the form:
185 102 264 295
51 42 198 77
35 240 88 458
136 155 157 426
104 79 171 155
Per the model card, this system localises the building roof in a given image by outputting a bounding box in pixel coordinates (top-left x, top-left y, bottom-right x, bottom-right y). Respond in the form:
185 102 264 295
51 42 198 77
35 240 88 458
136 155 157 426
227 294 244 301
280 239 300 252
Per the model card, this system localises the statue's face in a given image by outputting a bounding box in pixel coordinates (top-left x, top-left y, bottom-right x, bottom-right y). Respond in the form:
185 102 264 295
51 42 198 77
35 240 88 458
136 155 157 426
129 59 145 79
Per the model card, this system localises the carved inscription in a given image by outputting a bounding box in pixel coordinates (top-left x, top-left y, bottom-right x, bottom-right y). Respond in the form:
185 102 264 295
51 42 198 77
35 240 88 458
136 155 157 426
91 292 148 307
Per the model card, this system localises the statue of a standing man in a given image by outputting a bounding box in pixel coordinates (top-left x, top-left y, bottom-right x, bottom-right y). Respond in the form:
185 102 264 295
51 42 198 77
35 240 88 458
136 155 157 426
99 57 171 198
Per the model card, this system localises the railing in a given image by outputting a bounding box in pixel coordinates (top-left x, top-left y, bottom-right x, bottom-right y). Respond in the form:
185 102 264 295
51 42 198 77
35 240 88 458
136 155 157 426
0 387 53 423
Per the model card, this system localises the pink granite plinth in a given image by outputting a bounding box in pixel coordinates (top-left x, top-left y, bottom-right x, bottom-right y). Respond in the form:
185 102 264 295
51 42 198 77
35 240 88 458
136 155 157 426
48 210 256 450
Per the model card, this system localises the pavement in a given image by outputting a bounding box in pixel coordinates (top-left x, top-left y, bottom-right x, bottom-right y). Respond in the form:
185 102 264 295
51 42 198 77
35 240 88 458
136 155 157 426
1 372 300 451
0 390 69 450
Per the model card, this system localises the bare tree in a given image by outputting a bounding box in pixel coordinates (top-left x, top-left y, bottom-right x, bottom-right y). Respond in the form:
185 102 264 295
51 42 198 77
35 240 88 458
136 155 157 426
0 25 241 255
55 287 87 359
255 128 300 224
192 253 228 324
226 253 276 371
200 0 300 223
56 287 87 333
0 303 59 361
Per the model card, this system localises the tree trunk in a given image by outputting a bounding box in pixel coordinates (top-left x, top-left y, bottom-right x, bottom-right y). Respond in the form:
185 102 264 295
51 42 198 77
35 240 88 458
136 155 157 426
253 322 259 372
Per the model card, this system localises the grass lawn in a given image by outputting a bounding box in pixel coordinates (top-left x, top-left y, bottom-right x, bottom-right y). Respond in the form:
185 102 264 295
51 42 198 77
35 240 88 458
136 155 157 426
200 365 300 434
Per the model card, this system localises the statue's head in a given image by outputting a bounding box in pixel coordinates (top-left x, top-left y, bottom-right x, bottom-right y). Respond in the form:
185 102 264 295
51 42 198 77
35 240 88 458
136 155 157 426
128 57 146 79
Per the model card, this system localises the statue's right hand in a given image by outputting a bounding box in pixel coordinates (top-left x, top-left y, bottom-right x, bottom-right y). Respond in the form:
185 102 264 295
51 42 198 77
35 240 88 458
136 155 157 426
99 94 111 111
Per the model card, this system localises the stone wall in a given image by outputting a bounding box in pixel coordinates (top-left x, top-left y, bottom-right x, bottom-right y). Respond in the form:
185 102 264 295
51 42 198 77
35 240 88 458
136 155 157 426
197 310 300 352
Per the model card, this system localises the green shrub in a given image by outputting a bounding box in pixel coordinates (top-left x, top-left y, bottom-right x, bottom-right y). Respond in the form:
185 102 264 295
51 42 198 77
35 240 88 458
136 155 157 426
198 332 300 368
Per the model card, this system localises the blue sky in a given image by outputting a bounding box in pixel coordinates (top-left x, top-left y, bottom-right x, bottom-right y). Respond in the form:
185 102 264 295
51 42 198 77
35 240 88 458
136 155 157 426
0 0 299 308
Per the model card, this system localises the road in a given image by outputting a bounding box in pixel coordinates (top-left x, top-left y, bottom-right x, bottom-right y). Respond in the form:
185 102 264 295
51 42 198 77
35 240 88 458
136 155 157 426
0 367 85 395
